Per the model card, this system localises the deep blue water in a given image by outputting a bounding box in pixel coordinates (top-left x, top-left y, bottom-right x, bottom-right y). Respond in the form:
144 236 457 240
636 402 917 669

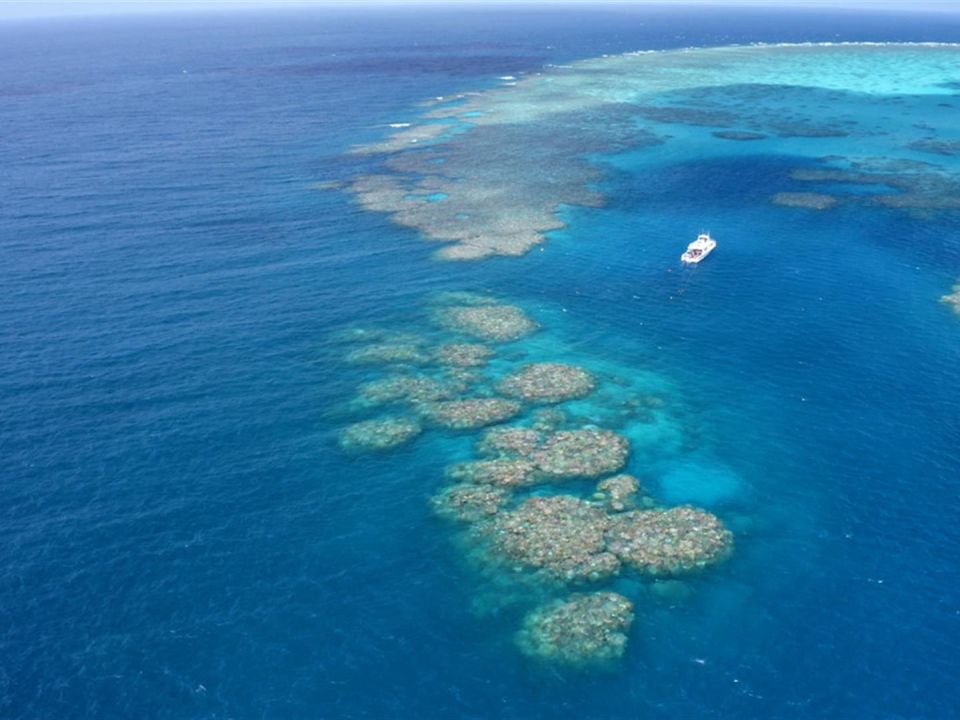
2 6 960 719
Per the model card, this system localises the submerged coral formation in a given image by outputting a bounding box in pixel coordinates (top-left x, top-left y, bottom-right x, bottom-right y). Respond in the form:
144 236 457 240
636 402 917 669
424 398 522 430
771 192 839 210
334 292 739 666
346 343 431 366
430 483 510 523
530 408 567 433
446 458 537 488
606 507 733 574
593 474 641 513
497 362 596 403
358 373 466 406
712 130 767 141
338 416 422 452
477 494 731 581
476 426 544 458
435 343 493 367
434 304 538 342
468 426 630 482
531 429 630 479
516 592 634 665
483 496 621 581
789 158 960 212
344 43 960 259
909 138 960 157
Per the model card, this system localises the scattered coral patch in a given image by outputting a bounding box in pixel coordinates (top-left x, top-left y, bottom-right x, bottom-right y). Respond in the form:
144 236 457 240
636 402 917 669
909 138 960 157
358 374 466 406
516 592 634 665
424 398 522 429
446 458 537 488
771 191 838 210
346 343 432 365
712 130 767 141
484 496 621 582
531 429 629 479
435 343 493 367
476 427 544 458
593 474 641 513
338 416 422 451
333 292 739 667
497 362 596 403
434 304 538 342
430 483 510 522
605 507 733 575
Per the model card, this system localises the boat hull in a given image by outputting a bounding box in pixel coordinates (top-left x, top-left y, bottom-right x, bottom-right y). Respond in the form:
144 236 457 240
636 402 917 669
681 240 716 264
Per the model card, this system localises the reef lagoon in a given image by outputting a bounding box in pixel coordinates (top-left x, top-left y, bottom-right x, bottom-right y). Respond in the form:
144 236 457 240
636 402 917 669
2 5 960 719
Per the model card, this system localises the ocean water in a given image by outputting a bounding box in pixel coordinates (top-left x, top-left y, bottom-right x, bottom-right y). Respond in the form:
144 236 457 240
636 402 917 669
2 6 960 719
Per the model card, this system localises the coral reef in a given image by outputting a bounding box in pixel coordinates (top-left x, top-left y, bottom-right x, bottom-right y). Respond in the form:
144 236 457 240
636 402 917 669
424 398 522 430
516 592 634 665
346 343 432 366
909 138 960 157
479 494 730 581
349 105 654 260
446 458 537 488
358 374 466 406
338 416 422 452
471 426 630 481
333 292 741 666
773 123 847 138
476 427 543 458
345 44 960 259
771 192 839 210
497 362 596 404
605 507 733 575
790 159 960 212
593 474 641 513
350 121 453 155
435 343 493 367
434 304 538 342
634 104 738 127
482 496 621 582
430 483 510 523
712 130 767 141
531 429 630 479
530 408 567 433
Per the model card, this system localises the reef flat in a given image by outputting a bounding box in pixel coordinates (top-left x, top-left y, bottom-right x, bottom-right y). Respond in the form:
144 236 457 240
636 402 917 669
334 293 738 666
344 42 960 281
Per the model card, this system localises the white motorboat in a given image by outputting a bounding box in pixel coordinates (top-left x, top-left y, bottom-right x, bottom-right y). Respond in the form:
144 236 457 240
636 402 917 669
681 232 717 264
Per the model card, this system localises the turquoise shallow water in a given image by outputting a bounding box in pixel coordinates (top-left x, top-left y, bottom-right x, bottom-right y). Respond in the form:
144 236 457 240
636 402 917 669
2 6 960 719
